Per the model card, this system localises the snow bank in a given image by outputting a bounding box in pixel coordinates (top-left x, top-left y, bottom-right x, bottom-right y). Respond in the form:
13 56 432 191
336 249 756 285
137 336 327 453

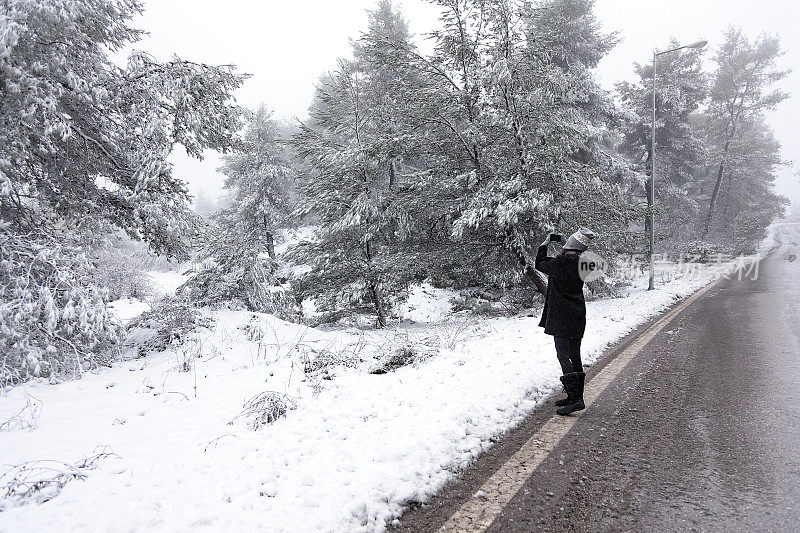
0 262 737 532
147 269 192 296
397 282 457 323
107 298 151 325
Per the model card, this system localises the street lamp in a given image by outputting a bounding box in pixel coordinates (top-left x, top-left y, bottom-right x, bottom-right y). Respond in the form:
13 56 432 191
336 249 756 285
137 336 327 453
648 39 708 290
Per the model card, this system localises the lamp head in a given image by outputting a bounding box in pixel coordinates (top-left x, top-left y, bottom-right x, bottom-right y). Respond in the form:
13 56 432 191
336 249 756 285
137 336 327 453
687 39 708 49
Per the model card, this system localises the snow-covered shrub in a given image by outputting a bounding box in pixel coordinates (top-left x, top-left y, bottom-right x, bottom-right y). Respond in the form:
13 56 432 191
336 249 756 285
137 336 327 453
498 287 539 310
427 322 473 351
585 277 624 299
247 283 300 322
229 392 296 430
180 258 298 320
305 308 362 327
241 319 267 342
682 240 727 263
126 296 212 356
174 340 199 373
0 226 123 385
449 292 505 316
294 344 362 375
0 447 117 509
92 248 153 301
369 343 437 374
179 223 300 321
0 393 42 432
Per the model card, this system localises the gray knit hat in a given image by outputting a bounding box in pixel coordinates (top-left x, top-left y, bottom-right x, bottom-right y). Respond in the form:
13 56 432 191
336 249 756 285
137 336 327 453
564 227 596 252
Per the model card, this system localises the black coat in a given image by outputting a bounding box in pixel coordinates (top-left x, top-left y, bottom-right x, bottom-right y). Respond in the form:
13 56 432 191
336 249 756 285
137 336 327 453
535 245 586 339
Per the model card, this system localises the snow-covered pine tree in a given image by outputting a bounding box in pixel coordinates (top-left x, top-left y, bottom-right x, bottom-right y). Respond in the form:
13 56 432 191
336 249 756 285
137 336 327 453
291 2 419 327
616 38 709 250
388 0 518 289
292 63 404 327
708 116 788 252
218 106 295 260
400 0 635 290
352 0 428 191
0 0 247 382
178 213 299 319
494 0 636 266
1 1 247 258
179 108 299 319
700 28 790 243
444 0 558 290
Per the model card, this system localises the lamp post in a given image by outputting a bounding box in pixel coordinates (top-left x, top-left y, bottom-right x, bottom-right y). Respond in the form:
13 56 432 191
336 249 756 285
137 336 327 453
648 39 708 290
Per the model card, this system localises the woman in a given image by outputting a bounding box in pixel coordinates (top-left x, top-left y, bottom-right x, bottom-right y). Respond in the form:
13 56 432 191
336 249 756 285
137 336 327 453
535 228 596 415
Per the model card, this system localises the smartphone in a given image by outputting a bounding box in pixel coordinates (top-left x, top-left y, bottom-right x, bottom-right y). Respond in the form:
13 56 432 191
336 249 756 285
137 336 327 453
550 233 562 242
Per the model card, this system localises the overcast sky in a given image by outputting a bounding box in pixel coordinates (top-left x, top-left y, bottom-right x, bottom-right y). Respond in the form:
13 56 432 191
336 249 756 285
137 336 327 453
127 0 800 209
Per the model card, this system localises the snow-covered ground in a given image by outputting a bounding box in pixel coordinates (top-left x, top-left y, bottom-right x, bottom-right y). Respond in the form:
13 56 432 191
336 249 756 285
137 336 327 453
0 259 744 532
146 269 193 296
106 268 194 325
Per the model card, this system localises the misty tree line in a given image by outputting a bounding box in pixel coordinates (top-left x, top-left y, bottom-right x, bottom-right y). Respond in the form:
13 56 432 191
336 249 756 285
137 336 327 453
205 0 788 325
0 0 789 383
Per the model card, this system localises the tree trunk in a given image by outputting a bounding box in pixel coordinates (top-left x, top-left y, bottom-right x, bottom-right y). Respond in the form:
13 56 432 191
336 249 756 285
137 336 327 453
703 136 732 238
704 72 748 238
518 252 548 295
265 232 276 259
263 215 276 259
365 238 387 328
388 159 396 188
371 283 387 328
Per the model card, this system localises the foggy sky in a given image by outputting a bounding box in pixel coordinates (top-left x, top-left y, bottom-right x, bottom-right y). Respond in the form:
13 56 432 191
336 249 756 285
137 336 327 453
126 0 800 209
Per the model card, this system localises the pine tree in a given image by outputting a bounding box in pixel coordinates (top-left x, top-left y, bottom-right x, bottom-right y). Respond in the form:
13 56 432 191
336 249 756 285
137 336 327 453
352 0 425 192
616 39 708 248
1 0 247 257
219 106 295 259
179 108 299 318
0 0 247 382
701 28 790 238
403 0 635 290
291 2 421 327
369 0 493 289
518 0 635 258
701 114 788 251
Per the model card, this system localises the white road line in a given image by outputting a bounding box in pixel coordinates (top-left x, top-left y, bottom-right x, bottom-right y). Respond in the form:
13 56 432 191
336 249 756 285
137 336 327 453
440 275 730 532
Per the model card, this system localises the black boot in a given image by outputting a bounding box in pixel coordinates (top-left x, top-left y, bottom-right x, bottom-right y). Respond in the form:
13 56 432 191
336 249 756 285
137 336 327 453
556 372 585 416
555 376 571 406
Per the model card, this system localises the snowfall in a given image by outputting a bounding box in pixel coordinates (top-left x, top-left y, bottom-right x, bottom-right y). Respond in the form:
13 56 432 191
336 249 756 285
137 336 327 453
0 235 770 532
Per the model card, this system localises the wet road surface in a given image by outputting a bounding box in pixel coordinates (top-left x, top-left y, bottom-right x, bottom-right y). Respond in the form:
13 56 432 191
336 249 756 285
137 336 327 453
397 222 800 532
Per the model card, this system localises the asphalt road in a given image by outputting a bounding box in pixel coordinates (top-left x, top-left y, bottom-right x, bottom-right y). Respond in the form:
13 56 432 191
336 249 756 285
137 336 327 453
397 222 800 533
